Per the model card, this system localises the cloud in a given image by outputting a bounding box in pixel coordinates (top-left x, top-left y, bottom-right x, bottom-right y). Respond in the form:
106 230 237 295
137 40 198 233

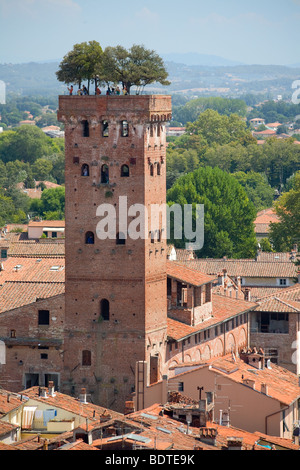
135 7 160 23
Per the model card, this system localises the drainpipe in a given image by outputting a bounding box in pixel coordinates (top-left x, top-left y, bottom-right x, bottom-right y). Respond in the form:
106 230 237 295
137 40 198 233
265 406 289 436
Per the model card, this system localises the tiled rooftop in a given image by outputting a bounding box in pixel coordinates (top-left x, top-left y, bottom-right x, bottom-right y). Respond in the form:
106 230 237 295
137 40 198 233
0 257 65 284
0 281 64 313
167 294 257 341
22 387 123 422
182 258 298 279
167 261 216 286
254 284 300 313
206 355 300 406
0 389 28 417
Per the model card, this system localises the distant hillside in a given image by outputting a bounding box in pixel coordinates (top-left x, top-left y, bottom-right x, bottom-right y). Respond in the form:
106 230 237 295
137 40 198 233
1 60 300 99
162 52 243 67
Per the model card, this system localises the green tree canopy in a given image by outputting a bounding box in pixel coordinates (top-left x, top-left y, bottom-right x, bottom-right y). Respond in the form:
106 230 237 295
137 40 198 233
167 166 257 258
30 186 65 220
101 44 170 94
56 41 104 93
172 96 248 125
232 171 275 211
269 171 300 251
0 125 52 164
57 42 170 95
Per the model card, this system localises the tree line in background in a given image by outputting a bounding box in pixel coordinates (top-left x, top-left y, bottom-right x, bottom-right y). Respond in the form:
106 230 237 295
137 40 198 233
0 125 65 225
0 89 299 256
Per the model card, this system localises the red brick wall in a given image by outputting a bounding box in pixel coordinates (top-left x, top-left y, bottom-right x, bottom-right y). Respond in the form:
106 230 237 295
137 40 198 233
58 95 172 411
0 295 65 392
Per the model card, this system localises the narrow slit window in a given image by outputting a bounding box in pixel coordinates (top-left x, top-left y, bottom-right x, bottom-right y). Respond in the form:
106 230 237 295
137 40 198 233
82 120 89 137
102 120 109 137
101 299 110 321
82 350 92 366
101 164 109 184
121 120 129 137
150 164 154 176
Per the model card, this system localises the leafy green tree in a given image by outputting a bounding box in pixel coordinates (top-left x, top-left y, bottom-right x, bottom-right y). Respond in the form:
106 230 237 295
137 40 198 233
232 171 274 211
185 110 256 148
172 97 247 125
0 126 51 164
56 41 104 93
167 166 257 258
32 158 53 181
30 186 65 219
101 44 170 94
269 172 300 251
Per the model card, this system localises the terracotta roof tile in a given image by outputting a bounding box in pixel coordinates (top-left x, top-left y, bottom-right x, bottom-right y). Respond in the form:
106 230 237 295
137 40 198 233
181 258 297 279
167 261 216 286
28 220 65 228
207 355 300 406
0 390 28 417
0 257 65 284
22 387 123 422
167 294 257 340
0 282 65 313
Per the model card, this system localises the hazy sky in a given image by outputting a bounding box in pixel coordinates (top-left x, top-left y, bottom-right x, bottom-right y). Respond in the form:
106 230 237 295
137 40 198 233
1 0 300 65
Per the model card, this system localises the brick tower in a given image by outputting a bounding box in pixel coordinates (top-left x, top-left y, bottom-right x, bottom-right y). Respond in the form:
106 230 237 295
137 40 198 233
58 94 172 411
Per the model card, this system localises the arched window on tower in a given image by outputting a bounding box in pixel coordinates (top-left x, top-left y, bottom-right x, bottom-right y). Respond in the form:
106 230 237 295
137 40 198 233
102 120 109 137
82 120 89 137
150 164 154 177
100 299 110 321
81 164 89 176
85 231 95 244
101 164 109 184
157 163 161 176
121 164 129 177
121 120 129 137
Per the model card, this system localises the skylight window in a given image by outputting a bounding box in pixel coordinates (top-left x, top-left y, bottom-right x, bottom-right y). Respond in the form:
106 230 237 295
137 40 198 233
50 266 60 271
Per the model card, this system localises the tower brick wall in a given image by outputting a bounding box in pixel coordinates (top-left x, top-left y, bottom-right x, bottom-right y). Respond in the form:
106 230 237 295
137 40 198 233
58 95 172 411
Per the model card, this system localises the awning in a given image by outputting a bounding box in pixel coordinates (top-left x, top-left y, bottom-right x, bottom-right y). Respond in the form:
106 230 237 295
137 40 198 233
43 228 65 232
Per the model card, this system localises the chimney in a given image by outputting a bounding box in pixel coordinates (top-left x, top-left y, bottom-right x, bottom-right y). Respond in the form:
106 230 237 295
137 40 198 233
39 387 48 398
261 383 268 395
79 388 87 404
48 381 56 397
218 273 224 287
242 379 256 390
244 288 251 302
227 437 243 451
